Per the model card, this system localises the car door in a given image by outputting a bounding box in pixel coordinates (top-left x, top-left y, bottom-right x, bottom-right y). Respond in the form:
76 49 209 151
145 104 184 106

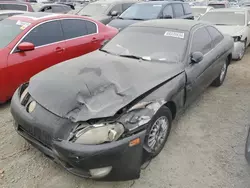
60 18 102 60
185 26 214 106
172 3 185 19
206 26 225 80
7 20 66 95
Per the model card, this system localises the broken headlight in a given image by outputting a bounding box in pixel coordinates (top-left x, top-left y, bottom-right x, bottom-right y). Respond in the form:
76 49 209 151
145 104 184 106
233 36 241 42
74 123 124 145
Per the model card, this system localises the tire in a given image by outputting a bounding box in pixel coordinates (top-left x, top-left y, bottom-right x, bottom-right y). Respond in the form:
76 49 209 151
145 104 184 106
144 106 172 158
211 59 228 87
237 40 246 60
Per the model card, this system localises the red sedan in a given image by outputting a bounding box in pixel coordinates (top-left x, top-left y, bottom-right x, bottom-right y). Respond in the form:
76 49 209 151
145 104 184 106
0 12 118 103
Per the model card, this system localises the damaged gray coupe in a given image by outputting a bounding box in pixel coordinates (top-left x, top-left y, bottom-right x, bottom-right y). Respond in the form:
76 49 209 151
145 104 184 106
11 19 233 181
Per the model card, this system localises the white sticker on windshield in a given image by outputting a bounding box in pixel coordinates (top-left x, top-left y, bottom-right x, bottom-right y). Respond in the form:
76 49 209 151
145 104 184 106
164 31 184 39
153 5 162 7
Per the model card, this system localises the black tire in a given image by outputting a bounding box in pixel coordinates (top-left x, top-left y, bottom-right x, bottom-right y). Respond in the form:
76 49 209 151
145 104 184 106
211 59 228 87
144 106 172 158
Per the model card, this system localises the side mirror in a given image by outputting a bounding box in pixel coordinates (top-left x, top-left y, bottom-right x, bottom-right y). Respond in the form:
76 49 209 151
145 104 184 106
100 39 109 48
110 11 118 17
163 15 172 19
17 42 35 52
190 51 203 64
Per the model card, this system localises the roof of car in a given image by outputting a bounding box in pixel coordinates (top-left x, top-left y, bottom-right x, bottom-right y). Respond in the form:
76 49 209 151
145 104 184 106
191 6 212 8
209 7 247 12
8 12 88 23
130 19 204 31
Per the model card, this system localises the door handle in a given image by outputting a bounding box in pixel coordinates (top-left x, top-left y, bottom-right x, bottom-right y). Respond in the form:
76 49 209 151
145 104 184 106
55 47 65 53
91 37 98 43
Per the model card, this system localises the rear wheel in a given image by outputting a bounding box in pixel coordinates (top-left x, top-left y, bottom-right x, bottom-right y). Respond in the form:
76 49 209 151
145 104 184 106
211 59 228 87
144 106 172 158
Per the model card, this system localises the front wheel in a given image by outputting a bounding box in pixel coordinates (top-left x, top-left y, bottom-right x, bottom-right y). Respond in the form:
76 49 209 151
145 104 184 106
211 59 228 87
144 106 172 158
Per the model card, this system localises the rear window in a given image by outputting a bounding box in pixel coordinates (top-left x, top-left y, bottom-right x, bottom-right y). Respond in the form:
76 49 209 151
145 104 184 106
183 3 192 14
0 3 28 11
0 19 25 48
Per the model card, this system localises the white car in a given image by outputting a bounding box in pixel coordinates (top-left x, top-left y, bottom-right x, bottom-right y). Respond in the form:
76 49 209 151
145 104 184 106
191 6 214 19
200 8 250 60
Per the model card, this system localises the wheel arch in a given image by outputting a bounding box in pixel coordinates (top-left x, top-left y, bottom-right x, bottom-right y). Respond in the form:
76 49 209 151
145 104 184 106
164 101 176 120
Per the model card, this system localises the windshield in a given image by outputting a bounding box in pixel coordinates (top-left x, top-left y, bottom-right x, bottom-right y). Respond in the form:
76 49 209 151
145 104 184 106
0 19 24 48
119 4 162 20
30 3 43 11
101 27 189 63
67 6 83 14
77 3 110 16
208 3 226 8
200 11 245 26
191 7 207 16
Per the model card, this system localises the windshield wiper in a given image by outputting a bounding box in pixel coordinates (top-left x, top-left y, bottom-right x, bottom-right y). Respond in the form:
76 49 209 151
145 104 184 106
117 16 124 19
129 18 145 20
119 54 150 60
215 24 228 25
99 49 113 54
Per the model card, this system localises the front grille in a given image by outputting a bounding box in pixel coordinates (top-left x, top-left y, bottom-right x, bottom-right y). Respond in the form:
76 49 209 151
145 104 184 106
18 124 52 149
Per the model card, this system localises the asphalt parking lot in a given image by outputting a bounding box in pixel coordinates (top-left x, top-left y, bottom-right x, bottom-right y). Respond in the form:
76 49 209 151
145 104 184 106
1 50 250 188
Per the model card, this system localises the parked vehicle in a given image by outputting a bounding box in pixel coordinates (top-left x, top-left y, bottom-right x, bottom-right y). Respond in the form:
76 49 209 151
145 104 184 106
191 6 214 19
0 1 34 11
108 1 193 30
0 12 118 103
11 19 233 181
74 0 138 25
30 3 72 13
67 4 87 14
0 10 25 20
200 8 250 60
208 1 230 8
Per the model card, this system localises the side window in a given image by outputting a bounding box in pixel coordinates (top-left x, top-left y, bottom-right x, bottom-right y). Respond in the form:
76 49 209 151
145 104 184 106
206 26 223 46
21 21 63 47
43 6 53 12
109 4 122 15
122 3 134 12
172 3 184 18
61 19 88 40
162 5 173 18
191 27 212 54
0 4 27 11
52 6 64 13
183 3 192 15
86 20 97 34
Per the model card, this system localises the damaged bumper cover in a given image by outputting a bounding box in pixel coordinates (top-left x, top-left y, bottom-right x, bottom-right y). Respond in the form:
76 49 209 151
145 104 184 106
11 90 146 181
232 41 245 59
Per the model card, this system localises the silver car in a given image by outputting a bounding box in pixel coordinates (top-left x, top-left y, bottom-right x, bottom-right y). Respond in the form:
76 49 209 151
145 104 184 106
200 8 250 60
191 6 214 20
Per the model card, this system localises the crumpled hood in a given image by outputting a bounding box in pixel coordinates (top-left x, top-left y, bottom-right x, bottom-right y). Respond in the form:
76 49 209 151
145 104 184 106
28 51 184 122
215 25 245 36
108 19 142 30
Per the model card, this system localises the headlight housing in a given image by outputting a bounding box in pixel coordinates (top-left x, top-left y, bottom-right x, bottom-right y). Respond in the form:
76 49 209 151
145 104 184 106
233 36 241 42
74 123 124 145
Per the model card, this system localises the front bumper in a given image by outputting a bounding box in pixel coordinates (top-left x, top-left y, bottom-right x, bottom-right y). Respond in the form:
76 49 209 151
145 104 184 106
232 41 245 60
11 89 146 181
